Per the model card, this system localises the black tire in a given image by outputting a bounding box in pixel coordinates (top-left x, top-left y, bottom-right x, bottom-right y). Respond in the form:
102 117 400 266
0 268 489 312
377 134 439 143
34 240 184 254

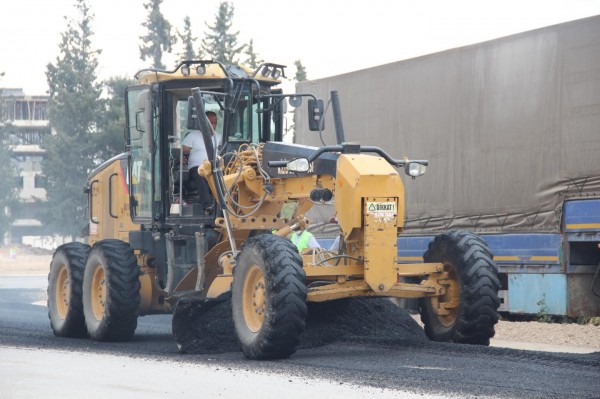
47 242 90 338
232 234 307 359
420 231 500 345
82 239 140 341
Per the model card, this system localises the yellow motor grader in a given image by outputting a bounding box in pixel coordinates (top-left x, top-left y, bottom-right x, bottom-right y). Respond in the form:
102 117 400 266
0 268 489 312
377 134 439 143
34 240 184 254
47 60 500 359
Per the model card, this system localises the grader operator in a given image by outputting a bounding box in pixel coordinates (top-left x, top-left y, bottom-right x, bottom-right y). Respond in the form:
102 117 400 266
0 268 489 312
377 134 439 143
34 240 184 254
47 60 500 359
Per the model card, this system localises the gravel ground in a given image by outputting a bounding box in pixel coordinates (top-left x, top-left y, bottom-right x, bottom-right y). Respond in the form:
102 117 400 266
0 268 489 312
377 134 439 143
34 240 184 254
3 252 599 351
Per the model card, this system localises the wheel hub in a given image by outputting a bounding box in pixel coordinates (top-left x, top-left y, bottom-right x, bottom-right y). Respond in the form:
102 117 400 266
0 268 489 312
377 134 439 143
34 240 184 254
434 263 460 327
56 266 70 319
91 265 107 321
242 264 266 333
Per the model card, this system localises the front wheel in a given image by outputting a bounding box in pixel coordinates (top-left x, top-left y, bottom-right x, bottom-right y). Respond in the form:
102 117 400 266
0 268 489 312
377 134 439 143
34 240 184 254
232 235 307 359
420 231 500 345
82 239 140 341
47 242 90 337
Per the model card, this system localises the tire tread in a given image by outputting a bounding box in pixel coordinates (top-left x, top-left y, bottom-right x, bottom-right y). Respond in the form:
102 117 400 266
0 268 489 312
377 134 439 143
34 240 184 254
47 242 90 338
233 234 307 359
84 239 140 342
420 230 500 345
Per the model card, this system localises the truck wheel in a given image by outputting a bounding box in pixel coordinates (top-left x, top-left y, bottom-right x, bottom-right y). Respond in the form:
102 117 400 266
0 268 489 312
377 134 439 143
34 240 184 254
420 231 500 345
232 234 307 359
82 239 140 341
47 242 90 337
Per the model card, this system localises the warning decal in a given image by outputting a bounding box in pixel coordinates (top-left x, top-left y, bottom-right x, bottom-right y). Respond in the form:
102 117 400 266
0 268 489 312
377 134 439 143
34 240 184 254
366 201 397 215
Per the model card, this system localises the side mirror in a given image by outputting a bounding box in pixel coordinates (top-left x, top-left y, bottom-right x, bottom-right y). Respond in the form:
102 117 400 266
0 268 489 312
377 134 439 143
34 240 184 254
308 98 324 131
405 162 427 179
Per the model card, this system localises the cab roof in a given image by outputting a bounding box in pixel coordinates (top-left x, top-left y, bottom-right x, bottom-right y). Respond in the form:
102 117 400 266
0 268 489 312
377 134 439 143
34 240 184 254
134 60 285 87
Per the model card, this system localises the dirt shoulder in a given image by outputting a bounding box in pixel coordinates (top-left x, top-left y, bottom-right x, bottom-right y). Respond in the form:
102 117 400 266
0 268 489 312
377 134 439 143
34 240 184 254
0 253 51 277
493 318 600 351
2 252 599 352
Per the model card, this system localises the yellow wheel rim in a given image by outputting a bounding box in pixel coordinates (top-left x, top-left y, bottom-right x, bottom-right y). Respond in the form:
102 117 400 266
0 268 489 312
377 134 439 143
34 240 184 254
242 264 266 333
435 263 460 327
56 265 70 320
90 265 107 321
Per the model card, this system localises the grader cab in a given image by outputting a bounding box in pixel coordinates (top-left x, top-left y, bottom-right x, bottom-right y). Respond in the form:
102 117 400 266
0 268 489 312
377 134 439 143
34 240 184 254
47 60 500 359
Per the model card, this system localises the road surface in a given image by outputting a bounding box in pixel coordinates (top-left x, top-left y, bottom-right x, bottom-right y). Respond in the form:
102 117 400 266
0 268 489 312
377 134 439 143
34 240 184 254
1 276 599 398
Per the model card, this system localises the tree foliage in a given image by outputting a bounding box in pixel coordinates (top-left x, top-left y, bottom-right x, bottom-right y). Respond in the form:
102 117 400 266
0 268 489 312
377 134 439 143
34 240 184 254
244 39 263 69
0 143 19 240
202 2 245 64
0 94 20 240
294 60 307 82
176 16 197 63
139 0 176 69
42 0 103 238
95 76 134 161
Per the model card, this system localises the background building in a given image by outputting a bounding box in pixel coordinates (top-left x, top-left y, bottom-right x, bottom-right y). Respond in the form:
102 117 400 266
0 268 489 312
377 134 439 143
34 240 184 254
1 88 50 246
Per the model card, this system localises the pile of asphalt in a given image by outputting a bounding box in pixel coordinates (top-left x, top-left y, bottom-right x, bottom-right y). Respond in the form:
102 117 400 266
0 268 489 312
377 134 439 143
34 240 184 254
172 292 428 355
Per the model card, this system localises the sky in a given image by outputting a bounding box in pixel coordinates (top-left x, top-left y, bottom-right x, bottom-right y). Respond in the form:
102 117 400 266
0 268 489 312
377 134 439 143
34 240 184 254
1 0 600 95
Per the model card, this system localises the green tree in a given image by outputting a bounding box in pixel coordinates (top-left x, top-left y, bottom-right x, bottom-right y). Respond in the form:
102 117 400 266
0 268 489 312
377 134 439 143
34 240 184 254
294 60 307 82
0 94 20 241
139 0 176 69
0 142 19 241
244 39 263 69
95 76 134 161
202 2 245 64
42 0 103 238
176 16 197 62
196 46 206 60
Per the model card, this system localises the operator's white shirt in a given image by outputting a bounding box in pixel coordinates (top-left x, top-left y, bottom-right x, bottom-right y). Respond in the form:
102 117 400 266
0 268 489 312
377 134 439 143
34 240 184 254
182 130 222 168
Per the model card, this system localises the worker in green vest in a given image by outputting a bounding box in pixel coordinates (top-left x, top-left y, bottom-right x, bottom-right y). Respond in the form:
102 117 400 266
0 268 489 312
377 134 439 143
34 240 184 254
290 226 320 252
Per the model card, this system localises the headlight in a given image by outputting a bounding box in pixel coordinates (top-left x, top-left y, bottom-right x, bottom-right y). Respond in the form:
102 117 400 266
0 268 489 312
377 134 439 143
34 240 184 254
406 162 427 178
286 158 310 173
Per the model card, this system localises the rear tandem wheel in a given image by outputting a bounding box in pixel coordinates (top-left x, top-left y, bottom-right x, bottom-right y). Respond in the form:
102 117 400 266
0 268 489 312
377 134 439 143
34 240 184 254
82 239 141 342
47 242 91 337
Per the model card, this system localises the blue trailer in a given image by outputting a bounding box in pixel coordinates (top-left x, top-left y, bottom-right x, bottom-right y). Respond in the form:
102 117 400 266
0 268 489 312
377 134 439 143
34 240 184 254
397 198 600 316
299 16 600 317
317 199 600 316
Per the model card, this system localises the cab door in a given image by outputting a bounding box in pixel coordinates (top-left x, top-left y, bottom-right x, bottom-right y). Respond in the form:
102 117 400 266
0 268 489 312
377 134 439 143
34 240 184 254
125 86 161 222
